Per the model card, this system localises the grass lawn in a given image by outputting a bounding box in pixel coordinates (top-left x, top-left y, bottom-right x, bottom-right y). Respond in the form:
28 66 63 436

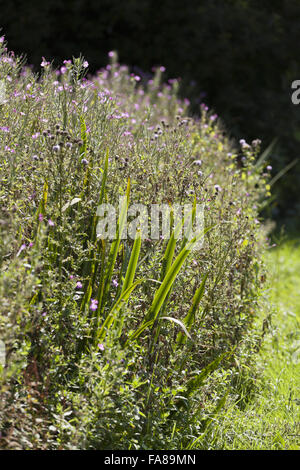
208 240 300 450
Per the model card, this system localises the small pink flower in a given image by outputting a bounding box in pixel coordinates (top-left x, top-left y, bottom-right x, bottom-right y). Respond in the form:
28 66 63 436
38 213 44 221
90 299 98 311
16 244 26 257
41 57 50 68
48 219 55 227
98 343 105 351
76 281 83 289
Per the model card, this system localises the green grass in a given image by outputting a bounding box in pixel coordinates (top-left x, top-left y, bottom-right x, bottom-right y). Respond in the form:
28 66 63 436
205 240 300 450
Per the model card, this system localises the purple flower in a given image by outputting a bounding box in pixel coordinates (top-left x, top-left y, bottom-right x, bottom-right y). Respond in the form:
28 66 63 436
112 279 118 288
240 139 250 149
266 165 272 171
90 299 98 311
38 213 44 222
81 158 88 165
16 243 26 257
83 61 89 68
76 281 83 289
98 343 105 351
41 57 50 68
48 219 55 227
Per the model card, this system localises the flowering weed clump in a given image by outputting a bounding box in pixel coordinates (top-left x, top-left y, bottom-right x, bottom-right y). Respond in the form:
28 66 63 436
0 40 271 449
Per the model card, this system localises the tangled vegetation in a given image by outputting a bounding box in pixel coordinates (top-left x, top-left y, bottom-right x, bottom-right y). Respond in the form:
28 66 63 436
0 40 271 449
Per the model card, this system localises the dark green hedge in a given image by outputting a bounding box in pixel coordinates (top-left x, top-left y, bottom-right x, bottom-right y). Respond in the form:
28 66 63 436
1 0 300 226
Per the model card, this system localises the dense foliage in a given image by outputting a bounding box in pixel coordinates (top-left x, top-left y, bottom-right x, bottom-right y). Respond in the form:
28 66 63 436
1 0 300 224
0 42 270 449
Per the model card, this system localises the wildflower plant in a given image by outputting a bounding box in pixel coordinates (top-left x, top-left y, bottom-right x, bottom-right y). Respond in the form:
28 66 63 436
0 40 270 449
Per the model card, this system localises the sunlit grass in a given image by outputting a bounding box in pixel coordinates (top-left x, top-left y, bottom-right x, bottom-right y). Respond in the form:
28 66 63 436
201 241 300 450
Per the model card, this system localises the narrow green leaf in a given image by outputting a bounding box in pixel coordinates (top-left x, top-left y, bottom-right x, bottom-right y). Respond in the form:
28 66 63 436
115 232 142 336
99 179 130 313
125 319 155 345
269 158 298 187
177 273 208 345
144 226 211 324
97 279 143 342
98 148 109 206
79 115 87 158
185 351 229 397
121 232 141 294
